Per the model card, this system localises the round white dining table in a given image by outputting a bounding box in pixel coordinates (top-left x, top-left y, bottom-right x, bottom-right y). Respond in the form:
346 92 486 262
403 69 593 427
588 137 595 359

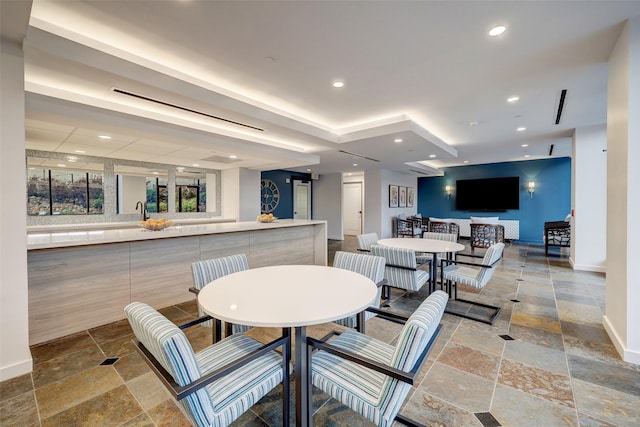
198 264 377 427
377 237 465 293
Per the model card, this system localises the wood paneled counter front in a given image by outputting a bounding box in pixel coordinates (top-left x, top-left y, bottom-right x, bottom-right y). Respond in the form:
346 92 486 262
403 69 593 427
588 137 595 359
27 219 327 345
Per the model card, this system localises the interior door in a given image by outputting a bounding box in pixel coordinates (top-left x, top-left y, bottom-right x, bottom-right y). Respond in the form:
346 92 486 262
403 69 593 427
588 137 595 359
293 180 311 219
343 182 362 235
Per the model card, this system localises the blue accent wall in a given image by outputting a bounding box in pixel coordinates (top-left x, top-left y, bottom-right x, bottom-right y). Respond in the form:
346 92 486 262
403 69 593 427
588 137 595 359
261 170 312 219
417 158 571 243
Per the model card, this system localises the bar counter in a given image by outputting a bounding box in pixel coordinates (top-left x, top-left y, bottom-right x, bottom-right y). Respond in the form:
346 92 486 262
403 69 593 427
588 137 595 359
27 219 327 344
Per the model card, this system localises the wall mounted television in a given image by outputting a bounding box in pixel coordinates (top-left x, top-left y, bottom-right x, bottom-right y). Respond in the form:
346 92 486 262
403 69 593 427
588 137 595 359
455 177 520 211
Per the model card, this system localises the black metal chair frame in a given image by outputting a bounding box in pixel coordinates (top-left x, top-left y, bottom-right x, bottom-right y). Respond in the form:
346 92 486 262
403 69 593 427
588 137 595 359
132 315 290 425
379 260 430 307
308 307 443 427
439 254 502 325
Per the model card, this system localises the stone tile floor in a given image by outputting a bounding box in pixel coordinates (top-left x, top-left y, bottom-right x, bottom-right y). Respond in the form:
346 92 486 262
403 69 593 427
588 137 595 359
2 237 639 426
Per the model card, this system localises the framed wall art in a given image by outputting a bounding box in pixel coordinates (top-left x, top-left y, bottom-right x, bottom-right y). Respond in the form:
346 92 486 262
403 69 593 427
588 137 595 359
407 187 415 207
389 185 398 207
399 186 407 207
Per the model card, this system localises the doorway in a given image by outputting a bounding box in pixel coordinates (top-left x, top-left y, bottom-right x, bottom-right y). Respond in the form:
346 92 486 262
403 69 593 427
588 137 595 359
343 182 363 235
293 180 311 219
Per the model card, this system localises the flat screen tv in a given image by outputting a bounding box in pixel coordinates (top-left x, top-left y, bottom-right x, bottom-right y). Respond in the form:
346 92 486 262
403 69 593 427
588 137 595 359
455 177 520 211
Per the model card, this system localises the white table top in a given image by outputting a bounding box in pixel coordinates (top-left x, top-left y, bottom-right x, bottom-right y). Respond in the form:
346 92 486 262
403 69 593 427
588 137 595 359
377 237 465 253
197 265 377 328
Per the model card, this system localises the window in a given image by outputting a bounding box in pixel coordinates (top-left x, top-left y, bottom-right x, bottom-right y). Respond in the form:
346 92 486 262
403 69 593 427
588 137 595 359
27 166 104 216
176 175 206 212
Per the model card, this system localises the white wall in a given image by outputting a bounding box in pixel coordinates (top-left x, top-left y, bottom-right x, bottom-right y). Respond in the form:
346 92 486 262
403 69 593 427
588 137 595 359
117 175 146 214
206 173 217 212
363 170 417 238
312 173 343 240
571 126 607 272
221 168 260 221
603 17 640 365
0 39 32 380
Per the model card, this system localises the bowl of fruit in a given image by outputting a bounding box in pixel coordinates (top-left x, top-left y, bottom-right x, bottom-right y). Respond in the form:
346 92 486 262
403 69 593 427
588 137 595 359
139 218 173 231
257 213 277 223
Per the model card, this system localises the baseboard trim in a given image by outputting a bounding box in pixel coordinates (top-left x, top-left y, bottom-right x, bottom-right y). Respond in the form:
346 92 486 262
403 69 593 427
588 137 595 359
569 257 606 273
0 357 33 382
602 315 640 365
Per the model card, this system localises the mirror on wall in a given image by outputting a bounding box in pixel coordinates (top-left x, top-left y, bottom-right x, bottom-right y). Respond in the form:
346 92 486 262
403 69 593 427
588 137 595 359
27 156 104 216
114 165 169 214
176 169 207 213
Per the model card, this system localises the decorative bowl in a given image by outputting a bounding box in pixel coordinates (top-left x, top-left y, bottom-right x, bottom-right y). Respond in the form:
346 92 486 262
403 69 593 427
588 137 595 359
257 215 277 223
139 219 173 231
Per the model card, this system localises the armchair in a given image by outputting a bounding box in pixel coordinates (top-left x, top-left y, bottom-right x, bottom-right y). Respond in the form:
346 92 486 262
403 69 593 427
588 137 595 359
125 302 290 427
470 223 505 252
356 232 379 253
440 242 505 324
371 245 430 296
416 231 458 266
396 218 422 238
428 220 460 240
544 220 571 256
308 290 448 427
332 251 386 332
190 254 251 338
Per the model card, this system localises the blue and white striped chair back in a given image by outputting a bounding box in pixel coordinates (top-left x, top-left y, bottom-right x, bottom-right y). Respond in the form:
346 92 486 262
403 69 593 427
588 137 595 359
476 242 505 287
356 233 379 252
125 302 215 426
422 232 457 242
333 251 385 328
191 254 250 332
371 245 429 292
191 254 249 291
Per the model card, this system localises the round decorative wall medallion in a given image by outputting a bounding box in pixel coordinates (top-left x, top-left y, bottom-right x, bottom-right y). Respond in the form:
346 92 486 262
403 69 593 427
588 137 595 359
260 178 280 213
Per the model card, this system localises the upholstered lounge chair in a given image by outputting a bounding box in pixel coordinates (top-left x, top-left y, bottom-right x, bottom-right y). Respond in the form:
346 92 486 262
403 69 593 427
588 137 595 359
308 290 448 427
440 242 505 324
470 223 505 252
125 302 290 427
332 251 386 332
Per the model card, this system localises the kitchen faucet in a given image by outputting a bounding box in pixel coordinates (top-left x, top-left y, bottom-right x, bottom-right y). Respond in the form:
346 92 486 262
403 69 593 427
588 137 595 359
135 201 149 221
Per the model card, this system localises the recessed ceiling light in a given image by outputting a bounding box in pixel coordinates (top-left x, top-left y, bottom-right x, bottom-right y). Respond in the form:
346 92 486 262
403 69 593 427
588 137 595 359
429 154 437 158
352 163 358 167
463 160 469 164
306 169 311 172
517 127 527 132
489 25 506 37
98 135 111 140
176 167 185 172
524 154 531 158
152 171 159 175
229 155 237 159
332 81 345 88
394 138 403 143
192 163 200 167
469 121 479 127
347 173 352 176
74 150 86 154
507 96 520 103
521 144 529 147
67 156 78 162
57 164 66 167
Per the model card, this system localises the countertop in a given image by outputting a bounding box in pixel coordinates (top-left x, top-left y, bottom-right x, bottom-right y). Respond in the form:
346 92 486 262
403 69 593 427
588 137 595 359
27 219 327 250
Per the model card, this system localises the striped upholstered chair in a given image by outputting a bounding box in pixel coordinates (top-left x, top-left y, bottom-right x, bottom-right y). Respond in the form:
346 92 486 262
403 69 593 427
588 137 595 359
125 302 289 427
190 254 250 335
308 290 448 427
356 232 379 253
416 231 458 265
371 245 429 295
332 251 386 331
441 242 505 324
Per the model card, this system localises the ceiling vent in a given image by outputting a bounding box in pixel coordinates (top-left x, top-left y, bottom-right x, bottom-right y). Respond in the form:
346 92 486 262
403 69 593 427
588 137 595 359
338 150 380 162
201 155 242 163
554 89 567 125
111 88 264 132
410 169 429 175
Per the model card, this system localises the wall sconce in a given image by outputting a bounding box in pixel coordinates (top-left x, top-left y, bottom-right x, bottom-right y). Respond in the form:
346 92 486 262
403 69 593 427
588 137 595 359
528 181 535 198
445 185 453 199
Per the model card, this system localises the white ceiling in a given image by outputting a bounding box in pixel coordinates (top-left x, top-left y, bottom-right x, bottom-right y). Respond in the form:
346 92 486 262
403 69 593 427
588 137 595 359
7 1 640 176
